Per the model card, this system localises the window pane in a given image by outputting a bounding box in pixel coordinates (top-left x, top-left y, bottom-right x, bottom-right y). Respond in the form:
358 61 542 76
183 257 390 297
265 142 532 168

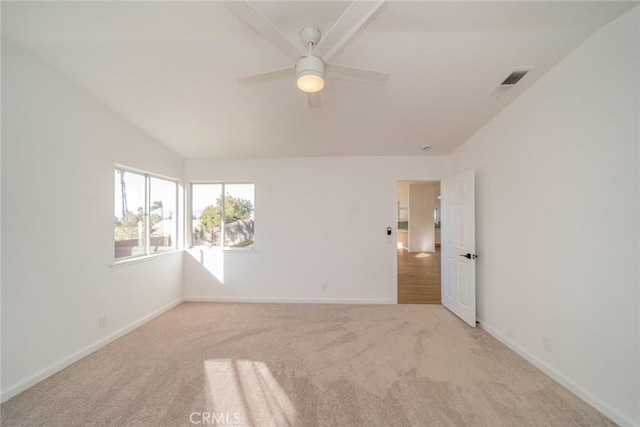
192 184 223 246
149 177 177 253
223 184 254 248
114 170 146 259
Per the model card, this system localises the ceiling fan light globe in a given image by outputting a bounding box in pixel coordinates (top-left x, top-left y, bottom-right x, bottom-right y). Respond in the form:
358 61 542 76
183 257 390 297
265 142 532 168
297 74 324 93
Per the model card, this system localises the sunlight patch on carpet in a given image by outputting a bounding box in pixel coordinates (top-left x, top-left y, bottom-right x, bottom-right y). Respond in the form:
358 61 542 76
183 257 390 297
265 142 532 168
204 359 297 426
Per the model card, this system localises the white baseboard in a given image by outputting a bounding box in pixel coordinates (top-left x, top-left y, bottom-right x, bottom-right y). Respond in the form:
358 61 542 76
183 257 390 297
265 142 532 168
1 298 183 403
183 296 396 305
478 318 638 427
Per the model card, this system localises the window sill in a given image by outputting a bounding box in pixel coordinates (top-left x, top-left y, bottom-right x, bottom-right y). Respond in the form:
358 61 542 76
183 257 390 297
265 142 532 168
189 245 256 253
111 249 183 268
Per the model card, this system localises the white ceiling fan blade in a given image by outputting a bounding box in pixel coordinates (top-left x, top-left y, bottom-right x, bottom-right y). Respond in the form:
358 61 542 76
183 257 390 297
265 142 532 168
224 1 303 62
237 66 295 85
326 63 389 86
312 0 385 62
307 93 322 108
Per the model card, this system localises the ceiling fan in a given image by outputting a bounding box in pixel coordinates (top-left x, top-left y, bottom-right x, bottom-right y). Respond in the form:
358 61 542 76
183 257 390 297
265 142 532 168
225 0 389 108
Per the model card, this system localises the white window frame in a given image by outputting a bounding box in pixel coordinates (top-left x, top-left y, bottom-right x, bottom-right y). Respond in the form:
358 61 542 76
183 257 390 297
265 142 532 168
190 182 255 250
114 166 180 263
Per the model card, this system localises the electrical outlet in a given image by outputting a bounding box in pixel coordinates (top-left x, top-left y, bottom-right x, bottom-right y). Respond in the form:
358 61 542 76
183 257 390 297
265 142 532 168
98 315 109 329
543 335 552 352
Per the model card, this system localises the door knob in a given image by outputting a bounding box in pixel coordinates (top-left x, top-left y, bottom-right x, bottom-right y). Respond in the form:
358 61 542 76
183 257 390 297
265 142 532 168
460 253 478 259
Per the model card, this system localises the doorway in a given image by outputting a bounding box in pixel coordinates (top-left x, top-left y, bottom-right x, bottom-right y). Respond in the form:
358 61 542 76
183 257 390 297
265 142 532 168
396 181 441 304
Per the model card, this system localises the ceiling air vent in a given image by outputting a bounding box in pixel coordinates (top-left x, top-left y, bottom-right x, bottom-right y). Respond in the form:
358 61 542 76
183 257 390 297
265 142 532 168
488 67 535 99
501 70 529 86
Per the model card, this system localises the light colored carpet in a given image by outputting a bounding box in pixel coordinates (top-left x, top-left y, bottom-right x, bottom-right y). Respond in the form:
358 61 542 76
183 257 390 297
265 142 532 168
1 303 613 426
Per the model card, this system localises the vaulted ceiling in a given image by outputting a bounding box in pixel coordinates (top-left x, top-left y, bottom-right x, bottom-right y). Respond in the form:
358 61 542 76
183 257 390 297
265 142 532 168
2 1 636 158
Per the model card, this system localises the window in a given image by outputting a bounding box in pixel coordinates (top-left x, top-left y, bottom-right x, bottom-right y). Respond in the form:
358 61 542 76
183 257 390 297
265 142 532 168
191 183 254 248
114 168 178 260
149 177 177 253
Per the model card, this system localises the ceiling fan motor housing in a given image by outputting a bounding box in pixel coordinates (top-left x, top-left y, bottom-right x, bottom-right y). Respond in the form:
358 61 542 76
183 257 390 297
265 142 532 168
296 55 325 78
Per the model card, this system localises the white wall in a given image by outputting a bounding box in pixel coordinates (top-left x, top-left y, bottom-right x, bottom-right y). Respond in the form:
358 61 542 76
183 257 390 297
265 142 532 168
408 183 435 253
450 8 639 426
184 156 449 303
1 42 184 400
397 181 409 212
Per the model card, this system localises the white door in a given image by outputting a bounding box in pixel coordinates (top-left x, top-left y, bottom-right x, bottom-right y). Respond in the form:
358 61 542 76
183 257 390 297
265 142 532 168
441 170 477 327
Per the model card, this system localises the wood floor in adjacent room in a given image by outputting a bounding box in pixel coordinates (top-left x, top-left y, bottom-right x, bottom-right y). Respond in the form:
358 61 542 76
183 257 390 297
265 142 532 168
1 302 613 427
397 246 441 304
